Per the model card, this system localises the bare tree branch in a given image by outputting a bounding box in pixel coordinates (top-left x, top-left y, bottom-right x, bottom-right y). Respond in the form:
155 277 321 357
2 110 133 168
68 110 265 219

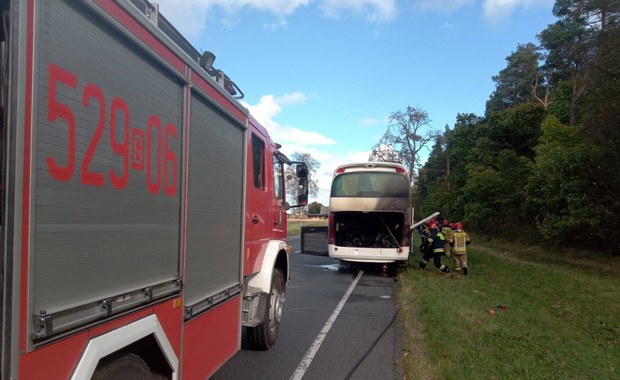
372 106 439 182
531 75 551 110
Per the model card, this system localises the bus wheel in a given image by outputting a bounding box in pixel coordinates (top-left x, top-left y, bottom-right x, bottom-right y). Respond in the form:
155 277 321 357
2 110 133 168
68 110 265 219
92 353 152 380
247 268 284 350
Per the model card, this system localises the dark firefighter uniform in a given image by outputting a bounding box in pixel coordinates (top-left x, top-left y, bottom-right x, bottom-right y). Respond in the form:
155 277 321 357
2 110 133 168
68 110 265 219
418 222 451 274
417 224 431 256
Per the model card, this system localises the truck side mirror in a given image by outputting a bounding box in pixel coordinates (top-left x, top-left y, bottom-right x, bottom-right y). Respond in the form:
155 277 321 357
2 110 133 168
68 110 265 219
297 177 308 206
287 161 309 208
296 163 308 179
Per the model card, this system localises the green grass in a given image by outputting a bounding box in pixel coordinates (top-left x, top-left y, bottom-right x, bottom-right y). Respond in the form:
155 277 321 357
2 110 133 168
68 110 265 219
397 235 620 380
287 218 327 237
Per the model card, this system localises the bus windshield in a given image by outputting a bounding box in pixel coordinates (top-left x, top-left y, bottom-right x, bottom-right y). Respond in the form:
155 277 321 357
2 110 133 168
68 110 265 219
330 172 409 198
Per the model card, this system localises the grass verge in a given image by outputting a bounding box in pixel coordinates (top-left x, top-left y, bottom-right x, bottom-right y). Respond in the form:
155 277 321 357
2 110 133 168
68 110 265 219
396 236 620 380
287 218 328 237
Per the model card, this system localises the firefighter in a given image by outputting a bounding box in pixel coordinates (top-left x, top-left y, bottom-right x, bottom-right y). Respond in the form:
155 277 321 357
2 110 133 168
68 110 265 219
451 222 471 275
441 219 453 257
415 222 431 260
418 220 451 274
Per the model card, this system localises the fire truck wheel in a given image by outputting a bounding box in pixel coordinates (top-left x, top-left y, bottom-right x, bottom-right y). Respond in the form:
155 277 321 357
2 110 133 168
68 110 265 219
247 268 285 350
92 352 152 380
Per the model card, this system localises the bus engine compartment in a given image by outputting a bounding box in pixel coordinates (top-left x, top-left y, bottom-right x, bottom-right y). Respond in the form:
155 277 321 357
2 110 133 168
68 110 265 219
332 211 405 248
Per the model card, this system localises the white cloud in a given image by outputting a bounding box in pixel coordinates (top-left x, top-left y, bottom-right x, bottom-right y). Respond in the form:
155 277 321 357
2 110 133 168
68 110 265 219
410 0 553 26
361 117 379 125
483 0 554 24
154 0 398 40
154 0 311 39
483 0 519 22
414 0 475 13
319 0 397 22
440 21 456 30
263 19 289 32
241 93 335 147
234 0 313 15
154 1 213 40
276 92 309 106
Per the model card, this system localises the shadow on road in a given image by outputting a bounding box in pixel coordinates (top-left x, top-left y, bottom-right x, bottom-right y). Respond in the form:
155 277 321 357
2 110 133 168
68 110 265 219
336 260 406 279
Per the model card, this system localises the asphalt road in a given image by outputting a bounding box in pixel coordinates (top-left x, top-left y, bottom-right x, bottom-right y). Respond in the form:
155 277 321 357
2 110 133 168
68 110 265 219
212 236 402 380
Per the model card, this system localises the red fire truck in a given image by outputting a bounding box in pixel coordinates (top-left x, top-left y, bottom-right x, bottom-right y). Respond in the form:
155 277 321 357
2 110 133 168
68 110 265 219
0 1 308 378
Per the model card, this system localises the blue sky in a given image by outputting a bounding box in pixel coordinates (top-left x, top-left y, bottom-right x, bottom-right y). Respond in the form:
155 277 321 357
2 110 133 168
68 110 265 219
154 0 556 205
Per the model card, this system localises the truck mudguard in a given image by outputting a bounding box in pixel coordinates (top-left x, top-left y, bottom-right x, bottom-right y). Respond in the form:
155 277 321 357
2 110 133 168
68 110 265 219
71 315 178 380
246 240 289 293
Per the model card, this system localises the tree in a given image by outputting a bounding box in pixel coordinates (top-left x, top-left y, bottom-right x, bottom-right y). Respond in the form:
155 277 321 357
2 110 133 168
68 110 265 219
525 115 604 245
418 102 544 234
486 43 545 114
372 106 438 183
580 20 620 253
285 151 320 206
461 145 532 232
538 0 620 126
368 143 400 163
307 201 324 215
412 1 620 252
417 114 484 219
485 103 545 159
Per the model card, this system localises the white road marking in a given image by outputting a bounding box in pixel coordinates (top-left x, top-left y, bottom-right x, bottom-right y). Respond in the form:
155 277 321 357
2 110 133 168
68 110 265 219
289 270 364 380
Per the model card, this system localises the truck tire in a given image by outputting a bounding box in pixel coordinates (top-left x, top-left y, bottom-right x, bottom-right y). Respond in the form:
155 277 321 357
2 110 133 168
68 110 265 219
92 352 152 380
247 268 284 350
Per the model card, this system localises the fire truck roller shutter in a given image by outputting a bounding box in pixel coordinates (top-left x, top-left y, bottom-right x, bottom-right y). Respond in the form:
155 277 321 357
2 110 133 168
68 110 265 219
32 0 183 336
184 90 244 312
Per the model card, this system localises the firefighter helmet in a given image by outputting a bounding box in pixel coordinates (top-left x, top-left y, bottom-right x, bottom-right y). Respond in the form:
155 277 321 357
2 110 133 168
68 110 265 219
428 220 438 230
443 219 449 226
455 222 463 231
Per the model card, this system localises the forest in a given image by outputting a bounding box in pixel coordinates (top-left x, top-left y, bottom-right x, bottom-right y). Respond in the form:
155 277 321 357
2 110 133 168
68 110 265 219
413 0 619 254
